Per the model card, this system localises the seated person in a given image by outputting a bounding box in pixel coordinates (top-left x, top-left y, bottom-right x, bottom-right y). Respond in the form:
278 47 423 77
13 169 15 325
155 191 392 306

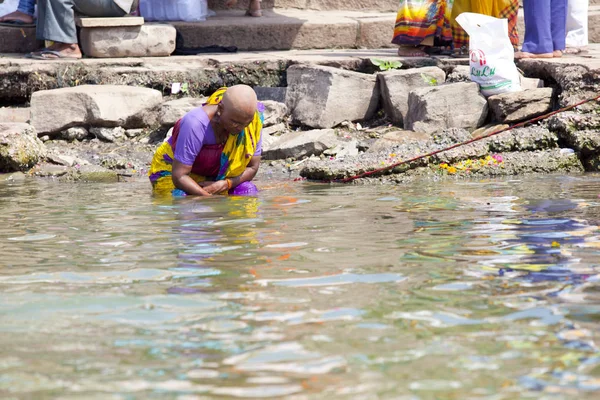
0 0 35 26
27 0 135 59
149 85 263 197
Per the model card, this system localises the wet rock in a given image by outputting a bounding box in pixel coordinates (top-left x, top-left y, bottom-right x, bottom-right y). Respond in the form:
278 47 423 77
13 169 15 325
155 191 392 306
90 127 126 143
47 153 77 167
80 24 176 58
488 88 554 123
60 165 120 182
446 65 471 83
485 149 584 175
286 65 379 129
366 130 430 154
159 97 206 127
262 129 340 160
1 171 27 181
61 127 89 141
0 123 47 172
323 139 359 158
31 85 163 134
378 66 446 127
405 82 488 134
481 126 559 153
254 87 287 103
125 128 144 138
31 163 69 177
262 100 288 127
548 112 600 156
584 153 600 172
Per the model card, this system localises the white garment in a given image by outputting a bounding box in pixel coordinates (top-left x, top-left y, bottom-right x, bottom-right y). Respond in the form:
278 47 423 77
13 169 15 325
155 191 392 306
566 0 589 48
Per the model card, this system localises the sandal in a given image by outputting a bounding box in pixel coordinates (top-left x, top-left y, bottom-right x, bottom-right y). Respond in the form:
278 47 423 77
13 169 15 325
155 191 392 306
245 0 262 17
26 49 81 60
450 46 469 58
397 45 429 58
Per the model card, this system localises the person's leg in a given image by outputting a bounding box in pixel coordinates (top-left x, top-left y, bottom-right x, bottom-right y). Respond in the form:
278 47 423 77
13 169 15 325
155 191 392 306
517 0 553 58
0 0 36 23
36 0 77 44
72 0 127 18
550 0 567 55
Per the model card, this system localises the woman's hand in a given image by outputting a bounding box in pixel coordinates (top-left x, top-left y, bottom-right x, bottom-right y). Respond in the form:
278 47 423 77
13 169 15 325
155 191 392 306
203 180 229 195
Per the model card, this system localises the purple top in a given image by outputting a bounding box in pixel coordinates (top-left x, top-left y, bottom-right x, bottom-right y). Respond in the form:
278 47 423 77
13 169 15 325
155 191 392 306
170 107 262 166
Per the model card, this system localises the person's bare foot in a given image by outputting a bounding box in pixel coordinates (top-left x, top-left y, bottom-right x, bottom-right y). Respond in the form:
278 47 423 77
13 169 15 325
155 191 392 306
397 45 429 57
553 50 563 58
28 43 82 59
0 10 34 24
514 51 553 59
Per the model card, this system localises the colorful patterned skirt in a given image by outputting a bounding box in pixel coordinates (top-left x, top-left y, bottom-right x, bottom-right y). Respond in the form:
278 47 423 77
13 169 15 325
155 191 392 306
392 0 454 46
451 0 520 49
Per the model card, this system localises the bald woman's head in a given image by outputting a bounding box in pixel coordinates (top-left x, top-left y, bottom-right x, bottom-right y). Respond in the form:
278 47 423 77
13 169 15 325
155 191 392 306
217 85 258 134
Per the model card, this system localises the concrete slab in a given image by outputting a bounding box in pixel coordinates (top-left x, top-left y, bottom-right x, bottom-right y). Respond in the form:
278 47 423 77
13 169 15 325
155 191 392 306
75 16 145 27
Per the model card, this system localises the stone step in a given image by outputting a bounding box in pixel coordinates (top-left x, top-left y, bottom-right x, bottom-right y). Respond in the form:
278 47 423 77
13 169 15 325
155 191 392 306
3 5 600 55
172 9 396 51
207 0 398 12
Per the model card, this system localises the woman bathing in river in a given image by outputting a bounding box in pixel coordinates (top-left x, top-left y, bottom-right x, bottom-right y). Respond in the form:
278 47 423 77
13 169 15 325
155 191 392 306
148 85 263 197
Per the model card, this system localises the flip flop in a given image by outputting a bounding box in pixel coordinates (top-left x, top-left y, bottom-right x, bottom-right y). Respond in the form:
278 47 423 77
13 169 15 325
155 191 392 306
0 19 35 27
28 50 81 60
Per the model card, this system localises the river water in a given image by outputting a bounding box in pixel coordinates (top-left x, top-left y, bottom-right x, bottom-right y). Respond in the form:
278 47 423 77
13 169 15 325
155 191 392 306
1 174 600 399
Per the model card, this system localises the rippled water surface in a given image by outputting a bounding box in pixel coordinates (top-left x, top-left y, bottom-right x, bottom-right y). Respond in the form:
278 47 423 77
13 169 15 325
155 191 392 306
2 175 600 399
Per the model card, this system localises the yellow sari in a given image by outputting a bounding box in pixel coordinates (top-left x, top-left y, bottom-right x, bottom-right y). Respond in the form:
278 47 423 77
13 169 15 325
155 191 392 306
148 87 263 195
451 0 520 49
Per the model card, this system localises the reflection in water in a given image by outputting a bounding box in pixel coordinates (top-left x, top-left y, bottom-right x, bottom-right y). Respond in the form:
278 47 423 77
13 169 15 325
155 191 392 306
0 175 599 398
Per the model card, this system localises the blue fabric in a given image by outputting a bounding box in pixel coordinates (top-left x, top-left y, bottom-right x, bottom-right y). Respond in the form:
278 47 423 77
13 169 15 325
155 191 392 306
522 0 567 53
17 0 36 16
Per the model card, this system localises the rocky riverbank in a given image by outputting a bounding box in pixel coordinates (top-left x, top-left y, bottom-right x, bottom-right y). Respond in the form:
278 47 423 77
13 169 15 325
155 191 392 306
1 48 599 187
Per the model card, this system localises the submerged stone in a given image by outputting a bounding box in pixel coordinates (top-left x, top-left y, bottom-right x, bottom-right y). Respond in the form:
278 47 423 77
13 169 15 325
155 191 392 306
0 123 46 172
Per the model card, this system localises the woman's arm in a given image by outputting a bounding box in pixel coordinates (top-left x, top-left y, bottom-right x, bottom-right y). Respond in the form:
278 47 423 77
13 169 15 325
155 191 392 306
172 160 212 196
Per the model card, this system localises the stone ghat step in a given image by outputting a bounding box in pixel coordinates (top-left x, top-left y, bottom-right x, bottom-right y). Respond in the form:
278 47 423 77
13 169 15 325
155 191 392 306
207 0 398 12
172 9 397 51
2 6 600 54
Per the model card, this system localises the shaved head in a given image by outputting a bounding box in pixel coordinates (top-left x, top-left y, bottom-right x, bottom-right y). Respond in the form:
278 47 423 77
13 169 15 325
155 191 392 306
221 85 258 120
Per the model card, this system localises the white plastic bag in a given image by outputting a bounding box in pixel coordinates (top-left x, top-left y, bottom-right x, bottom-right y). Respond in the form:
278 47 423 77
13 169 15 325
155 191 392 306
140 0 208 22
0 0 19 16
456 12 521 97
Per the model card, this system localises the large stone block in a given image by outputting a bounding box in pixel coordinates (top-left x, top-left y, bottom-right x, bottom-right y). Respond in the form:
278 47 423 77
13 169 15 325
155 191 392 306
79 24 176 58
262 129 339 160
31 85 163 134
405 82 488 134
0 123 46 172
488 88 554 123
159 97 206 127
378 66 447 127
286 65 379 129
356 16 396 49
262 101 288 127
